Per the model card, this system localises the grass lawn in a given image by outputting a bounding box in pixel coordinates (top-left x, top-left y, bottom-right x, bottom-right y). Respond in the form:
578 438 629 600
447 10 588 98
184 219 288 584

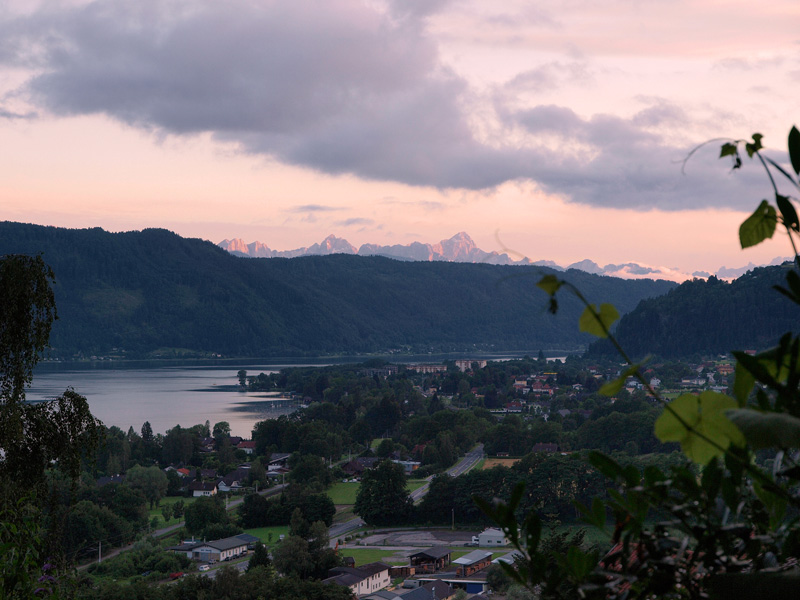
328 480 428 505
336 548 407 565
243 525 290 548
147 496 197 529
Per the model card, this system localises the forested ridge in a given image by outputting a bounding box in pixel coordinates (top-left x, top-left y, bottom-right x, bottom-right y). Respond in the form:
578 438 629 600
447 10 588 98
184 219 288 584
0 221 676 358
588 264 800 358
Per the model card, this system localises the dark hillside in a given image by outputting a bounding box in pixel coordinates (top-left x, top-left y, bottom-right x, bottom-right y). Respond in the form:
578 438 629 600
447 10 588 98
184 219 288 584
0 222 676 358
587 266 800 359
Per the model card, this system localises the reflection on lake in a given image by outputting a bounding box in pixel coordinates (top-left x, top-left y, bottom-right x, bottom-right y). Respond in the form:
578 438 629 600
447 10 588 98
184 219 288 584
26 365 296 437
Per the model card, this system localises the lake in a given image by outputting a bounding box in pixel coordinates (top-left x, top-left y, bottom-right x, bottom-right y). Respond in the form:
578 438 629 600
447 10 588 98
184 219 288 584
26 364 299 438
25 351 541 437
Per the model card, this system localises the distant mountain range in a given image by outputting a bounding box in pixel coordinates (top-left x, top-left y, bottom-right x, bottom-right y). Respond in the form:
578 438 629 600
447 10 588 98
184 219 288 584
218 232 789 282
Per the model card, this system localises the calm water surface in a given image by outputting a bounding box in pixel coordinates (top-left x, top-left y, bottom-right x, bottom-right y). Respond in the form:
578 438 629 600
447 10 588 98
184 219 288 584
26 365 295 437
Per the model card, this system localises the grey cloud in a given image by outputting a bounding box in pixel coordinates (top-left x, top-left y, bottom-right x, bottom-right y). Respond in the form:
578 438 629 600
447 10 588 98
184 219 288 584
387 0 452 20
0 106 35 119
336 217 375 227
505 103 767 210
0 1 773 209
714 56 785 71
504 61 593 93
287 205 343 213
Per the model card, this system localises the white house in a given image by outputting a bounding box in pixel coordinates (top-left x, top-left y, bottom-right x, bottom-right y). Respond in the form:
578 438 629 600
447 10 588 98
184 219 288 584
324 562 391 596
188 481 217 497
478 528 509 547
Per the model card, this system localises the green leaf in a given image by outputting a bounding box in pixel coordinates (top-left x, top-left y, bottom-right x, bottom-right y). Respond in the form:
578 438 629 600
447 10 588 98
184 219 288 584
599 363 641 397
719 142 738 158
745 133 763 157
726 409 800 449
536 275 562 296
654 391 745 464
732 360 755 406
579 303 619 338
738 200 776 249
789 126 800 175
776 194 799 231
588 451 625 481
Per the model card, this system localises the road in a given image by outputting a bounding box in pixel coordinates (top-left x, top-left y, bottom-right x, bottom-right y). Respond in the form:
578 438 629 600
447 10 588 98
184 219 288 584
329 444 485 545
77 484 287 570
410 443 484 502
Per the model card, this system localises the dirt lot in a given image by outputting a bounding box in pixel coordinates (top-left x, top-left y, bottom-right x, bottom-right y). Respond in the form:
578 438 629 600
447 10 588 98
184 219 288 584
481 458 519 469
361 529 479 548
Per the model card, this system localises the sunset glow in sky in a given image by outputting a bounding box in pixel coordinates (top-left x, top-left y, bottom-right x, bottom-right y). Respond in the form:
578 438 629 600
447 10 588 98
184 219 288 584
2 0 799 278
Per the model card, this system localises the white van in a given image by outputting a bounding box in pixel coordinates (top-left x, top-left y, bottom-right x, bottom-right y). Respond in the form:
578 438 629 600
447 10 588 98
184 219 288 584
198 564 210 572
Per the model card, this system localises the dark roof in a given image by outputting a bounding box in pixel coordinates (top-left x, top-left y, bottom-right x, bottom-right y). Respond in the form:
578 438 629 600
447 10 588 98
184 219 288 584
399 581 454 600
422 580 454 598
267 452 291 463
200 536 249 551
329 562 390 583
235 533 260 544
324 573 361 587
359 561 391 576
410 546 451 560
188 481 217 491
168 541 201 552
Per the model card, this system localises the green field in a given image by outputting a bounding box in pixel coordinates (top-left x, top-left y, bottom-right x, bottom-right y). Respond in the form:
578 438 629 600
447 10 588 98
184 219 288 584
147 496 197 529
243 525 290 548
336 548 407 565
328 480 428 505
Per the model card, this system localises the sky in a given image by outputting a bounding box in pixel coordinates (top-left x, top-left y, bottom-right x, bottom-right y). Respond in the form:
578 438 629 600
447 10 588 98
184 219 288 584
1 0 799 279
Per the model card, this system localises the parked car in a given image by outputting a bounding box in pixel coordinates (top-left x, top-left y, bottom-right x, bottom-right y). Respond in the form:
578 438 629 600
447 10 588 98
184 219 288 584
169 572 184 580
198 564 210 572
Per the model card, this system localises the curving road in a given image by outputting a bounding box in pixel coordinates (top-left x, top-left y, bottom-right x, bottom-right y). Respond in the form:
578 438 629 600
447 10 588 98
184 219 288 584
329 444 485 544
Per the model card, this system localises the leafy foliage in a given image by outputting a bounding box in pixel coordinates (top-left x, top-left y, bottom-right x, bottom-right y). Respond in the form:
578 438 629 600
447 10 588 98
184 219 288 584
478 126 800 599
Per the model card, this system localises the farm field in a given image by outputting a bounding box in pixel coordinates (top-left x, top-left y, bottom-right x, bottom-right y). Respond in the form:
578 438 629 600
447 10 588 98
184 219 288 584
328 480 428 505
480 458 519 469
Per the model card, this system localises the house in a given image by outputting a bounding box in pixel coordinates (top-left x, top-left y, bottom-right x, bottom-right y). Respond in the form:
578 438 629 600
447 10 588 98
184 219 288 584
531 443 558 453
453 549 493 576
187 536 249 562
169 535 248 561
342 457 381 477
266 452 291 468
324 561 391 596
237 440 256 455
477 527 509 546
188 481 217 497
217 466 251 492
392 460 421 474
398 581 455 600
409 547 451 574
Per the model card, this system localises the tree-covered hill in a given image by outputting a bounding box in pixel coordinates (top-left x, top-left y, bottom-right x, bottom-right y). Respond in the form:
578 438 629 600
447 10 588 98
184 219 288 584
587 265 800 359
0 222 676 358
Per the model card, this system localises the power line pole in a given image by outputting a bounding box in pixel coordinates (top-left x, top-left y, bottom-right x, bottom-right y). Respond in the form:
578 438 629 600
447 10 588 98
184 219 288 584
98 540 102 564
